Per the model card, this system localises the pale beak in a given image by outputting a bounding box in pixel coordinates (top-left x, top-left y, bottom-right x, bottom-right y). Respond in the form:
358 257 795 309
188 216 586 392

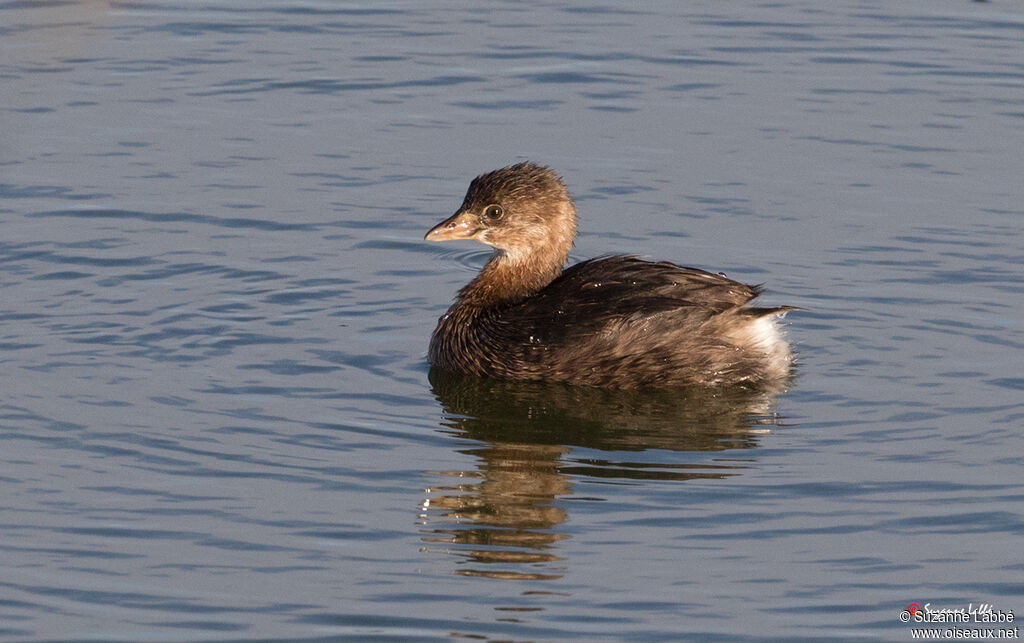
424 211 479 242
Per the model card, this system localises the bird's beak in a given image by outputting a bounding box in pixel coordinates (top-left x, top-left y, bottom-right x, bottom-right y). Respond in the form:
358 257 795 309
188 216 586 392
424 211 479 242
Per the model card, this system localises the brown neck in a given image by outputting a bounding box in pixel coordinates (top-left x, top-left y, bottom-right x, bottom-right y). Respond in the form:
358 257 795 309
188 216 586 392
458 248 567 308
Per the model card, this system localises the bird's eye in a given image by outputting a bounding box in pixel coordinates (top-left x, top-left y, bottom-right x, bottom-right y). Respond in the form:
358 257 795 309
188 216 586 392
482 204 504 222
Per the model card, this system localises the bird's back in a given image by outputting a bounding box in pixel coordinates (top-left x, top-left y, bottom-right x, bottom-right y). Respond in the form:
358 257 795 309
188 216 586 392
430 256 794 388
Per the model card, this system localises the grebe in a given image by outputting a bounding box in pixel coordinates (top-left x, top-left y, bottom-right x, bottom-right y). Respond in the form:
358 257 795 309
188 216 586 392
425 162 795 388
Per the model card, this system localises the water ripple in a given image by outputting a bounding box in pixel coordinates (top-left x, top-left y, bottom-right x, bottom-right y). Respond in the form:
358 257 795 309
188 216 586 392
28 209 325 231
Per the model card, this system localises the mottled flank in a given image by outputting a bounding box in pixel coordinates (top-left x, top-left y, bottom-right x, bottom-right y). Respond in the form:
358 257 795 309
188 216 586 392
426 162 796 388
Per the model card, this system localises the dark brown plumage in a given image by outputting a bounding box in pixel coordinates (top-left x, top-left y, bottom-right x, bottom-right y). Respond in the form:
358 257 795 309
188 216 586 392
425 162 795 388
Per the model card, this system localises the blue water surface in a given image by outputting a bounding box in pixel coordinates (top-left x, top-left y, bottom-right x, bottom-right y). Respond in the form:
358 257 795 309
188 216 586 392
2 1 1023 641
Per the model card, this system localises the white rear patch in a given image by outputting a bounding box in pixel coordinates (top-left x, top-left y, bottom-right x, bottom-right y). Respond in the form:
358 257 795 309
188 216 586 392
726 314 793 380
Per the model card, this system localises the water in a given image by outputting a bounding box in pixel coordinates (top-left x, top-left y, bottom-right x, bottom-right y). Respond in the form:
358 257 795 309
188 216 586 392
3 1 1023 641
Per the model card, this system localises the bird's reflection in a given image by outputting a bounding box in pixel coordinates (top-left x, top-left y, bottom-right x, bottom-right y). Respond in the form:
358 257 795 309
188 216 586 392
419 369 791 581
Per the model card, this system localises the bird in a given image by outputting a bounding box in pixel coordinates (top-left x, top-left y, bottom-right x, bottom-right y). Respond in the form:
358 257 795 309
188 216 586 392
425 162 796 388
